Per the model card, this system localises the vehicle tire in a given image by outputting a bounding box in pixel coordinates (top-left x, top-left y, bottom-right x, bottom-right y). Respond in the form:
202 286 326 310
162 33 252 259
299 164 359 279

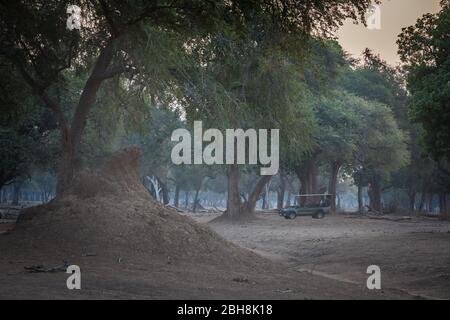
289 212 296 220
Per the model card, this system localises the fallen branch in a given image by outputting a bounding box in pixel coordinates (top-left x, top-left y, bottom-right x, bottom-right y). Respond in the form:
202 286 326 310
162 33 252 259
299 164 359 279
24 261 69 273
166 205 186 213
345 215 412 222
366 215 412 222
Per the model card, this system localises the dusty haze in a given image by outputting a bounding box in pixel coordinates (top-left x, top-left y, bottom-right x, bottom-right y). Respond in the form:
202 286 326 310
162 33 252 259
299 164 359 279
337 0 441 65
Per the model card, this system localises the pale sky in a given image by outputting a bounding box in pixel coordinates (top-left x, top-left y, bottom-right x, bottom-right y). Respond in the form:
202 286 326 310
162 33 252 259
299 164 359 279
336 0 442 66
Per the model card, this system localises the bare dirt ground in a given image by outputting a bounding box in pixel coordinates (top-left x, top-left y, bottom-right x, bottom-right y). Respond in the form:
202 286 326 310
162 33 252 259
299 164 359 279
1 211 448 300
1 149 448 300
188 212 450 300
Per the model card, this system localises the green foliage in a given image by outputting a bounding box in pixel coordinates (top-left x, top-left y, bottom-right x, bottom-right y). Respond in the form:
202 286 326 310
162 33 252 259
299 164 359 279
134 106 184 176
0 61 58 188
342 49 409 128
5 0 425 207
398 0 450 161
313 90 360 165
353 99 410 178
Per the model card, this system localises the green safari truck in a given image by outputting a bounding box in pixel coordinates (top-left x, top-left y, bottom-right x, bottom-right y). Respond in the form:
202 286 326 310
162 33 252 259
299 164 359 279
279 194 332 220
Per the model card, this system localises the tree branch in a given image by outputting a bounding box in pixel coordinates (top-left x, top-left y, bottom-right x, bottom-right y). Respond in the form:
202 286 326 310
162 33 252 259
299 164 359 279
13 59 68 130
126 5 195 26
97 0 120 37
98 65 127 80
70 39 116 148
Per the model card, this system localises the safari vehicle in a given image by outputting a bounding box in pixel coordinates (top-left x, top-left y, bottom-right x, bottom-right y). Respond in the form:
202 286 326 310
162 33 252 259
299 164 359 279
279 194 332 220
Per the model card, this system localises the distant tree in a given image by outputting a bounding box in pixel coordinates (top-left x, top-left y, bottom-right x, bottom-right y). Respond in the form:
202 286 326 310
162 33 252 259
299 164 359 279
352 98 410 212
398 0 450 162
313 90 360 213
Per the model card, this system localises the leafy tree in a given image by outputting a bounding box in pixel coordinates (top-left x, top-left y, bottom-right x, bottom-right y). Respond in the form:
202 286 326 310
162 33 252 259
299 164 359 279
183 31 317 217
342 49 409 129
352 97 409 212
0 62 58 191
288 40 348 203
398 0 450 161
313 90 360 213
0 0 373 199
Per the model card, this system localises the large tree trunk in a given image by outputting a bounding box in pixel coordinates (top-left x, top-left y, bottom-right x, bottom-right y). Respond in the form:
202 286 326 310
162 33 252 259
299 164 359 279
296 171 310 206
225 165 242 218
368 176 382 212
439 193 448 220
56 128 75 197
51 41 117 198
328 161 341 214
224 165 271 219
357 184 363 213
295 155 318 201
174 185 180 208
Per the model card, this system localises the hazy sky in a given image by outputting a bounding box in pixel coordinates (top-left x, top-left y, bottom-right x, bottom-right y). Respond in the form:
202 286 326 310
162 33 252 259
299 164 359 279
336 0 442 66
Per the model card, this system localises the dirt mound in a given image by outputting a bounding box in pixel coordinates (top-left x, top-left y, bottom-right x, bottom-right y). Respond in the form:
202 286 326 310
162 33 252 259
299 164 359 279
9 147 262 267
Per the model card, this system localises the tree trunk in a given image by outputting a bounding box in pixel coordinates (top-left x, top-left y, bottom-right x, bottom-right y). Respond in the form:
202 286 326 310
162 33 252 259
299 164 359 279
12 183 22 205
286 190 291 207
277 175 286 210
192 177 205 213
146 176 161 202
310 162 318 194
0 187 5 203
295 157 318 206
157 177 169 205
408 191 416 212
50 41 117 198
262 182 271 209
297 171 310 206
224 165 272 219
56 129 75 197
193 187 201 213
184 191 189 208
368 176 382 212
357 184 363 213
225 165 242 218
439 193 448 220
328 161 341 214
244 175 272 214
418 189 427 212
262 192 267 209
174 185 180 208
428 194 434 213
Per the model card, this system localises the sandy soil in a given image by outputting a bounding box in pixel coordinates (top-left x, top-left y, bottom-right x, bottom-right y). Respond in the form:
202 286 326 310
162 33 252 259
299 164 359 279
1 149 448 300
1 211 448 299
196 212 450 300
